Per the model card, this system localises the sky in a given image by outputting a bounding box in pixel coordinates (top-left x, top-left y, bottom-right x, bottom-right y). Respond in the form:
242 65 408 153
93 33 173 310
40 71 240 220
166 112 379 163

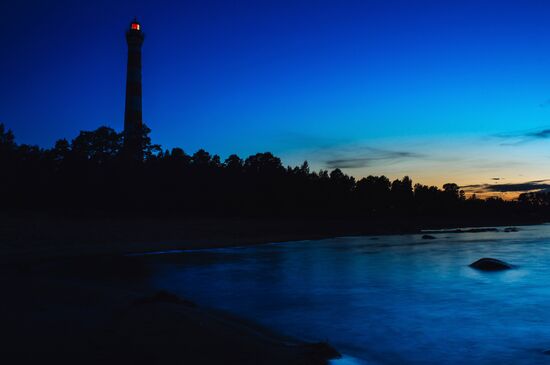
3 0 550 197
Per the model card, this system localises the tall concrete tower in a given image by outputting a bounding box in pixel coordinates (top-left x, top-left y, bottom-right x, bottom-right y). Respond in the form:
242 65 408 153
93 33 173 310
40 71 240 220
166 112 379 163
123 18 145 161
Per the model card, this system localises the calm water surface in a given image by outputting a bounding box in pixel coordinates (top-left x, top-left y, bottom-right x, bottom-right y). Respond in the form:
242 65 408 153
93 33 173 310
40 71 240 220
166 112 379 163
148 224 550 364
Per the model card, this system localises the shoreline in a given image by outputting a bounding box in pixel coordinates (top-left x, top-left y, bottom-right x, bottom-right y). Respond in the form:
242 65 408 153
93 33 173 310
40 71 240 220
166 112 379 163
1 212 544 263
2 253 341 364
1 213 545 364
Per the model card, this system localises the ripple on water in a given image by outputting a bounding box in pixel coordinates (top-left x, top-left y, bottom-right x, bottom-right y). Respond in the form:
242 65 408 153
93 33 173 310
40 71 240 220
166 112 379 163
330 355 371 365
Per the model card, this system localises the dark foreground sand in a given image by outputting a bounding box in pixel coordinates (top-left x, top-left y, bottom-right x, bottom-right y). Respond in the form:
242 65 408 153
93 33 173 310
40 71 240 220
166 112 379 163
0 214 346 365
0 254 339 365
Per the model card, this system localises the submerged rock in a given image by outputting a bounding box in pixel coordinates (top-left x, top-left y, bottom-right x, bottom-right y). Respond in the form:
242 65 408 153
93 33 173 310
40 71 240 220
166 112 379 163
422 227 499 235
422 234 436 240
464 228 499 233
469 258 513 271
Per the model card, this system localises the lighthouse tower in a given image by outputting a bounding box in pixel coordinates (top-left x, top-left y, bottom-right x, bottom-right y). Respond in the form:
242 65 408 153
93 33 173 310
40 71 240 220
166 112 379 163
123 18 145 161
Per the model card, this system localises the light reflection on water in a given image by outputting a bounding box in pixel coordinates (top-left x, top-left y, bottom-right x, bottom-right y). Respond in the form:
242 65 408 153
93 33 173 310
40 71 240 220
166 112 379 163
330 355 368 365
148 224 550 364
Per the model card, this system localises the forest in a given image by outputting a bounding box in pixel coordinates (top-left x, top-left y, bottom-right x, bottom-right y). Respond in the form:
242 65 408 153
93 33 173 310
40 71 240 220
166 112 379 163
1 123 549 226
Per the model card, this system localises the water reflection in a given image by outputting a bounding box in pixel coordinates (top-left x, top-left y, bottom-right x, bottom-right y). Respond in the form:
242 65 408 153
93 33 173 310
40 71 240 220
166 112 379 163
148 225 550 364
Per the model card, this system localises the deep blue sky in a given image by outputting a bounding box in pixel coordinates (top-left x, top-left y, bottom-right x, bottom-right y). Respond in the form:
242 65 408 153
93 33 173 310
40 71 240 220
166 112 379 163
3 0 550 195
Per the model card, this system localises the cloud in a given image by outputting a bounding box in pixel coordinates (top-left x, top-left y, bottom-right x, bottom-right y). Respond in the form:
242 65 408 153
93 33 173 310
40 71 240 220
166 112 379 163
526 129 550 139
496 127 550 145
461 179 550 193
324 148 424 169
325 157 372 169
277 132 427 169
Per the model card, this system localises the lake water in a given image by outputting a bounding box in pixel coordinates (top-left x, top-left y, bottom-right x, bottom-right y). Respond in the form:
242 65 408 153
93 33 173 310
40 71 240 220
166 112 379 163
147 224 550 364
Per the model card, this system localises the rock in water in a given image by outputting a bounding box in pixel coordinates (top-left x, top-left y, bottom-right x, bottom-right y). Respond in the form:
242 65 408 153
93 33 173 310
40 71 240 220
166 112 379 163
469 258 513 271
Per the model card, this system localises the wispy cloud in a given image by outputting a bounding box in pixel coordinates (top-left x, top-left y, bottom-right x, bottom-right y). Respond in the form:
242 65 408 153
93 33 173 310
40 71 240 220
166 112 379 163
277 132 428 170
461 179 550 193
526 129 550 139
495 127 550 145
325 149 424 169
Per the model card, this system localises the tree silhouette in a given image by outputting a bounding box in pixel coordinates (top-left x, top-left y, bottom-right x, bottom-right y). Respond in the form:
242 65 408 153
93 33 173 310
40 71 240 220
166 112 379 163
0 122 545 226
71 126 122 164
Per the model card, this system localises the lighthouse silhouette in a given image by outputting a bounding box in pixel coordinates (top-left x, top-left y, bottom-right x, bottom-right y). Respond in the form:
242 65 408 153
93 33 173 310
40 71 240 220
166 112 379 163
123 18 144 161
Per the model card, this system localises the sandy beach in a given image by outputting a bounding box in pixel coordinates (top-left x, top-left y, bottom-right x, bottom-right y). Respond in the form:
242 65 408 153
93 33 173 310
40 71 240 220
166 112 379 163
0 213 346 365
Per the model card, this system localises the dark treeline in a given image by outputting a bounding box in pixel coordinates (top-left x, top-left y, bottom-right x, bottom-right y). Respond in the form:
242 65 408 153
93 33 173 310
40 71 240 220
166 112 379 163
1 123 549 225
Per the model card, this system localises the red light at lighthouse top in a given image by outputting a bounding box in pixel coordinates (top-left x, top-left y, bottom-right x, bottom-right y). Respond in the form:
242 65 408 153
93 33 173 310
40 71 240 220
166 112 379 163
126 18 144 45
